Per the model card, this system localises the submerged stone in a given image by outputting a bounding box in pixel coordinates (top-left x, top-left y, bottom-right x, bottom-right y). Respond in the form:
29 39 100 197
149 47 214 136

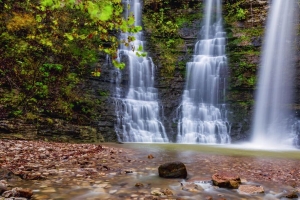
158 161 187 179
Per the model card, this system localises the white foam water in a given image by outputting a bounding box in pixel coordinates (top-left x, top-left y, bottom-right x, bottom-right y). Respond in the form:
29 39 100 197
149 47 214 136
251 0 297 148
114 0 168 142
177 0 230 144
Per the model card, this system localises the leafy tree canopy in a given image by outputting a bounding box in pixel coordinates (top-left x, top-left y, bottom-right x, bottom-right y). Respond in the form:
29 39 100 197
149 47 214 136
0 0 140 123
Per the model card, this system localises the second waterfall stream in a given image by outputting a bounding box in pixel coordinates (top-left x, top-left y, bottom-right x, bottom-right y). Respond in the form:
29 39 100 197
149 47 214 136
114 0 168 142
177 0 230 143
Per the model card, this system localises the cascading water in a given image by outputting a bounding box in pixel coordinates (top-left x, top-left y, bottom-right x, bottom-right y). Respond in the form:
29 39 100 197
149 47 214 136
177 0 230 144
114 0 168 142
251 0 297 148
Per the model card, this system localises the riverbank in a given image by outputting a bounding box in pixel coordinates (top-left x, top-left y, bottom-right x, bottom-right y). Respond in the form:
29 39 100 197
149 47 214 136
1 139 300 199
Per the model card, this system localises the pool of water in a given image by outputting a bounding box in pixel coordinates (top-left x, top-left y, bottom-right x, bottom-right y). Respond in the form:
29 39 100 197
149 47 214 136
114 143 300 159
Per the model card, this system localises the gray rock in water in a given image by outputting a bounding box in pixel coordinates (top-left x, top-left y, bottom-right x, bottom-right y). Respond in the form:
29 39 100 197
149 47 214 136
158 161 187 179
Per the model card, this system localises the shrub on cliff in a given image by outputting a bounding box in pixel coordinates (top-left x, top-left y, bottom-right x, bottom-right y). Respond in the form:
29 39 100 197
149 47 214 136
0 0 139 123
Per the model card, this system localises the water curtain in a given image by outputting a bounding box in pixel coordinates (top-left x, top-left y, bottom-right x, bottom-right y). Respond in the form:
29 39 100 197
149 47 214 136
114 0 168 142
177 0 230 144
251 0 297 148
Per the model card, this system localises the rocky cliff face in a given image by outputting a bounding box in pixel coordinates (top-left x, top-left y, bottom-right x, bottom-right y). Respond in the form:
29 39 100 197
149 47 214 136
225 0 269 141
226 0 300 142
0 54 117 143
144 0 270 142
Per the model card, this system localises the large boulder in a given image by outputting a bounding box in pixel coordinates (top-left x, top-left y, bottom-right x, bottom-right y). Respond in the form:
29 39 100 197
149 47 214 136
158 161 187 179
212 172 241 189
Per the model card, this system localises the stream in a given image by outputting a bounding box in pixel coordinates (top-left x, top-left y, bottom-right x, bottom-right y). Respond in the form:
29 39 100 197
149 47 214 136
5 143 300 200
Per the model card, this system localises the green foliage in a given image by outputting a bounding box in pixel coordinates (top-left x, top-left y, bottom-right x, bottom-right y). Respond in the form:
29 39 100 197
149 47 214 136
11 110 23 117
224 0 248 23
224 0 265 90
91 68 101 77
228 54 257 88
143 0 202 77
112 60 126 69
136 52 147 57
99 90 109 97
143 9 179 37
228 28 264 48
0 0 140 123
236 7 247 20
226 22 264 89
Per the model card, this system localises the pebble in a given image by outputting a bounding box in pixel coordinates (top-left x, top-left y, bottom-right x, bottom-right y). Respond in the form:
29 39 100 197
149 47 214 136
42 188 56 193
81 182 90 187
151 188 164 196
93 187 105 193
109 189 117 194
97 183 108 188
39 185 48 188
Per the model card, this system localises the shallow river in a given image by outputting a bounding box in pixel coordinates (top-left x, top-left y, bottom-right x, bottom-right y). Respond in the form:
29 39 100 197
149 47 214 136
10 143 300 200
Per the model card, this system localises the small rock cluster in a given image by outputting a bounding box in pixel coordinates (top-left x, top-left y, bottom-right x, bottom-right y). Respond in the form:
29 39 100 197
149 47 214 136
0 180 32 199
0 140 129 181
1 140 300 199
0 139 136 199
158 161 300 199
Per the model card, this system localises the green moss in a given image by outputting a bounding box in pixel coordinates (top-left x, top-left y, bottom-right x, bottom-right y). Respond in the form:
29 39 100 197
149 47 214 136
99 90 110 97
143 0 202 78
225 1 265 89
227 51 258 88
25 112 38 122
46 118 54 124
224 0 248 23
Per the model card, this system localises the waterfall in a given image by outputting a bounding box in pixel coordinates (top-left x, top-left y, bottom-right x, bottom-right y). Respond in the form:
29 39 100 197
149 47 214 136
177 0 230 144
114 0 168 142
251 0 297 148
